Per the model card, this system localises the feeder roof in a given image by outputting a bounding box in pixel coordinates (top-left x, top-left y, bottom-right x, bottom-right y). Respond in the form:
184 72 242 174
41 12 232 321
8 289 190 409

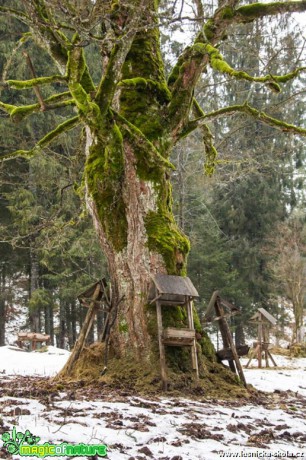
150 274 199 299
250 307 277 325
77 278 107 305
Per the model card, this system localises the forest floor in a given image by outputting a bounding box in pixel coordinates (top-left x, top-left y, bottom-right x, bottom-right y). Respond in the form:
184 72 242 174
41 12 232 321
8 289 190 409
0 346 305 460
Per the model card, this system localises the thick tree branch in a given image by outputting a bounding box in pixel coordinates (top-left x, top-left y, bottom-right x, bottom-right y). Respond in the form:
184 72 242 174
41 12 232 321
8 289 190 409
167 0 306 139
95 0 148 116
191 97 218 176
234 1 306 23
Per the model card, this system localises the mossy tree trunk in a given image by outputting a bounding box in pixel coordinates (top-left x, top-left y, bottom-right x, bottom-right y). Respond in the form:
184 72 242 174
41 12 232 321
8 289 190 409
84 9 190 358
1 0 306 376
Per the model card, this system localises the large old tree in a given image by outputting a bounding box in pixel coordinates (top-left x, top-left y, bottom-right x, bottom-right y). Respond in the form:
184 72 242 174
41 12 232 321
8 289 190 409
1 0 306 386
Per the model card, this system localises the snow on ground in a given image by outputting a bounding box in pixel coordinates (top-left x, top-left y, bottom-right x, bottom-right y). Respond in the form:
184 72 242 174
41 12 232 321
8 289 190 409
0 346 69 377
0 346 305 460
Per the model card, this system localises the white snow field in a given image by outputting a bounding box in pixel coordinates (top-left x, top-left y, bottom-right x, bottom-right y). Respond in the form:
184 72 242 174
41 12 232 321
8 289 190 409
0 346 305 460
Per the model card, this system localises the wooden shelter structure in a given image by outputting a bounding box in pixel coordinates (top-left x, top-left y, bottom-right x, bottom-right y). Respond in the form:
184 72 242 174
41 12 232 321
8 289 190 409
245 308 277 368
148 274 199 390
204 291 247 387
58 278 111 377
17 332 50 351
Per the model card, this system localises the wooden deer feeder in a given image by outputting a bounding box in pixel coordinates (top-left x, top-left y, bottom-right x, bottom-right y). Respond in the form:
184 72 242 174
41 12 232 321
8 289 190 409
204 291 248 387
148 274 199 390
59 278 111 377
246 308 277 368
17 332 50 351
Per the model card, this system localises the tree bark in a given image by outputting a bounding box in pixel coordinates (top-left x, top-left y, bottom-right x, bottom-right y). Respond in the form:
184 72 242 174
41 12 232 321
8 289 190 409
0 265 6 346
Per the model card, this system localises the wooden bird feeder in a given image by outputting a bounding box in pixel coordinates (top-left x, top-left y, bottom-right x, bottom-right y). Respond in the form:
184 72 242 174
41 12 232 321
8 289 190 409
204 291 248 387
245 307 277 368
148 274 199 390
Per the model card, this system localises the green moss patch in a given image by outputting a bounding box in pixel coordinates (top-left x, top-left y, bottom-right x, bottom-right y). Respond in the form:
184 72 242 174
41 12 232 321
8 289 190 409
85 120 128 251
145 210 190 275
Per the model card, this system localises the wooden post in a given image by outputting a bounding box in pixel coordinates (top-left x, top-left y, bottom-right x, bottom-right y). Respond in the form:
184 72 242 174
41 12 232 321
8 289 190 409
156 300 167 390
258 315 263 368
187 299 199 377
215 298 247 387
56 283 101 378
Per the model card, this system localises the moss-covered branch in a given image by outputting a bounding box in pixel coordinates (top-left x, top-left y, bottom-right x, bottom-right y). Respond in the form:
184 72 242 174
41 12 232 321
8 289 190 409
0 115 80 161
168 0 306 138
6 75 67 90
234 1 306 23
167 43 208 138
95 21 142 115
65 42 101 129
206 43 306 92
190 100 218 176
0 92 74 122
187 102 306 136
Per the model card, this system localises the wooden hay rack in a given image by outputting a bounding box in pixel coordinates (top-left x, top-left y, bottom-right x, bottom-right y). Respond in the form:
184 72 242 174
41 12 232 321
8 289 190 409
245 308 277 368
204 291 248 387
17 332 50 351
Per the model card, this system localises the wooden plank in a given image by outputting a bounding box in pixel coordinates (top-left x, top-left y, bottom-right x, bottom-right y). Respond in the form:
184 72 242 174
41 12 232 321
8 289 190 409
18 333 50 342
163 339 195 346
162 328 195 340
258 308 277 325
267 350 277 367
156 300 168 390
186 298 198 375
158 299 187 306
203 291 219 322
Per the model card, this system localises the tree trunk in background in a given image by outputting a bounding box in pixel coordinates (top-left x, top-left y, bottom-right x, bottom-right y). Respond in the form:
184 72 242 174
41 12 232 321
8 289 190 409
44 303 54 345
235 321 246 347
58 301 67 349
29 244 40 332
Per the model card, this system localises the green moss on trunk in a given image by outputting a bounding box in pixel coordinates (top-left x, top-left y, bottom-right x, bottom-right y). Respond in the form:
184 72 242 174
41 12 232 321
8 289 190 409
85 120 128 251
